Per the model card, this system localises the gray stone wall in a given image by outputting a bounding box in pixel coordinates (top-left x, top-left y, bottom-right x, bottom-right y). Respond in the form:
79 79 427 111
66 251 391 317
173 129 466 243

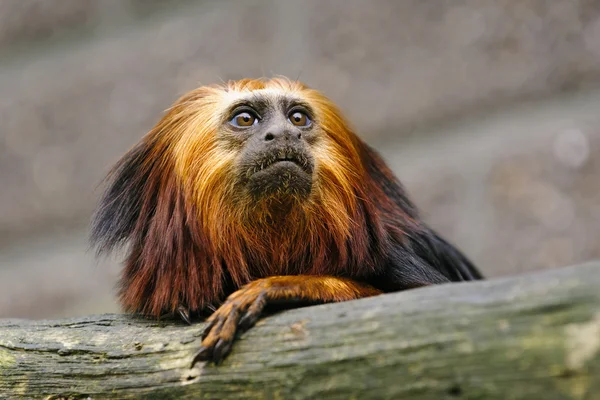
1 0 599 318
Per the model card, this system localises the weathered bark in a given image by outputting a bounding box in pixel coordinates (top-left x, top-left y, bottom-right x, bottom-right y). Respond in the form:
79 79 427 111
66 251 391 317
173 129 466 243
1 263 599 400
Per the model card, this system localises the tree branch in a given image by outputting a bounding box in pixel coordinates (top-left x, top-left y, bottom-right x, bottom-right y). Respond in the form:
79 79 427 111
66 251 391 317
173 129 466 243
1 263 599 399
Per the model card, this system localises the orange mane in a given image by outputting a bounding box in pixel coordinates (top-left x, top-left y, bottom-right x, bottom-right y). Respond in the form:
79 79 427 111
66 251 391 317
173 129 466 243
92 77 414 317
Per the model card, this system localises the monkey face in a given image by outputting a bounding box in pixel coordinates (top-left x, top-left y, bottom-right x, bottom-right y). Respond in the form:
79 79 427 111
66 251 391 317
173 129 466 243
222 93 317 201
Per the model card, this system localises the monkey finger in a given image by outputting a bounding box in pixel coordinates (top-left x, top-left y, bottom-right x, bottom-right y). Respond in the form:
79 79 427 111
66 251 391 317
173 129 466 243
200 307 241 363
217 307 242 342
201 316 221 340
211 338 234 365
239 292 267 331
200 316 225 346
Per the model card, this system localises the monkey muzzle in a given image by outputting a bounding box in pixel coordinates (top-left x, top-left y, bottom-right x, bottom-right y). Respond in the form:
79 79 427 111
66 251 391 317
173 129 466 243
241 145 314 200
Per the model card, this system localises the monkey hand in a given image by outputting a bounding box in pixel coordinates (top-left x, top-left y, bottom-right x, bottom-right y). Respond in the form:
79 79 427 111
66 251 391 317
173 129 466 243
190 275 381 366
191 280 268 366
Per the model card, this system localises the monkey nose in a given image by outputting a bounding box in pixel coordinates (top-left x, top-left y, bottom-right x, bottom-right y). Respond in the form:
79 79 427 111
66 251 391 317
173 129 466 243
263 129 301 142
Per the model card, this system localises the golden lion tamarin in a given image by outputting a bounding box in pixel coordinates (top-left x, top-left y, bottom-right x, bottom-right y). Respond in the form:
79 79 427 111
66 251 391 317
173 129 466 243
91 77 483 366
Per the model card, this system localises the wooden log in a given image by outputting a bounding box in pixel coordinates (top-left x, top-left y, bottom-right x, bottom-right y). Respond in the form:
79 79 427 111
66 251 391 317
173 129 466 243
1 262 599 399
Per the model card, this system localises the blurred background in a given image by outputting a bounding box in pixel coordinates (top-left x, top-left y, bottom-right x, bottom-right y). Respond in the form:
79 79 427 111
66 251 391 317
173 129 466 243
0 0 599 319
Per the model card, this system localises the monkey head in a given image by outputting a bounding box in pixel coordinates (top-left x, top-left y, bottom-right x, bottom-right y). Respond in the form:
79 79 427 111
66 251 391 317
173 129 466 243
169 78 365 224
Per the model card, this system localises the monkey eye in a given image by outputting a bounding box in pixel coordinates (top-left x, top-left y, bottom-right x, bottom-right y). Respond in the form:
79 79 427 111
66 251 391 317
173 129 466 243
289 111 311 127
229 111 259 128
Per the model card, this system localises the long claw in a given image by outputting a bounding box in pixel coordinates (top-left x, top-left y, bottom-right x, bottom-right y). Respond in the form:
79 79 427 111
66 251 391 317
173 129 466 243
190 346 211 368
177 306 192 325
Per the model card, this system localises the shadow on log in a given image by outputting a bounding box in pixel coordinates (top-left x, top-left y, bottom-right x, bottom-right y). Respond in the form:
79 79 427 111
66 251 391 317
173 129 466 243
1 262 599 399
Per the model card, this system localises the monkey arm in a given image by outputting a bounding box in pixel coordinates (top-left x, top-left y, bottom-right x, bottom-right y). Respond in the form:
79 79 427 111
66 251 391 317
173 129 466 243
192 276 382 365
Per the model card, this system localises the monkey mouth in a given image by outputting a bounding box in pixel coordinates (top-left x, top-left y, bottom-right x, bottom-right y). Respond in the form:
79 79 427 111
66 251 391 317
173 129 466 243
270 155 304 170
257 149 313 175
